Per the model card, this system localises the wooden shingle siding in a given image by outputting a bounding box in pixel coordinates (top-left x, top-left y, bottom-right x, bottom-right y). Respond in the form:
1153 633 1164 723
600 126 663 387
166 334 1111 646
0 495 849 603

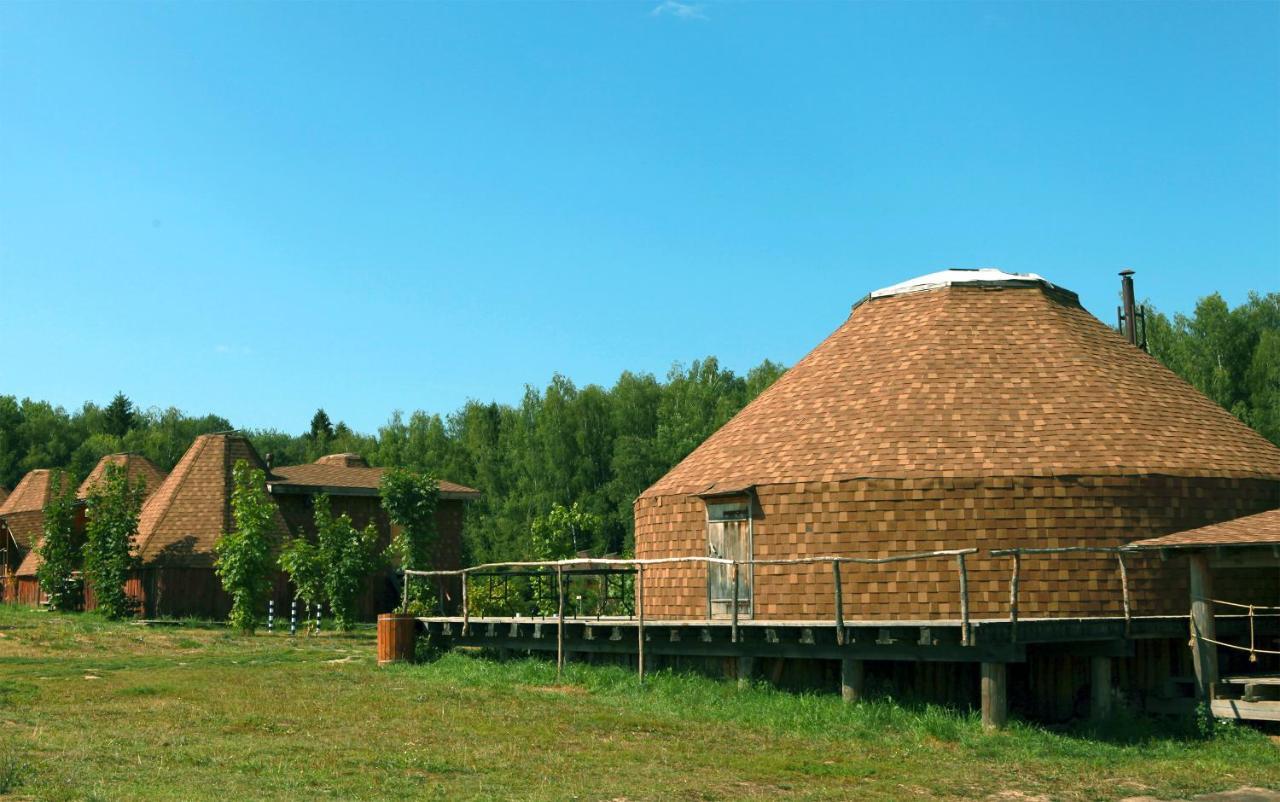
636 475 1280 621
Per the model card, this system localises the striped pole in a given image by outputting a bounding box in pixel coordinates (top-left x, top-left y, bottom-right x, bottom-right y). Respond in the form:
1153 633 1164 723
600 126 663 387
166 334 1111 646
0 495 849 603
314 602 321 634
290 600 297 637
268 599 274 633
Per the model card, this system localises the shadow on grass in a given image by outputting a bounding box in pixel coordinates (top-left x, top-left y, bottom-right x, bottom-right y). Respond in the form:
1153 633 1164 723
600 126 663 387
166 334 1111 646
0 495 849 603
394 650 1273 760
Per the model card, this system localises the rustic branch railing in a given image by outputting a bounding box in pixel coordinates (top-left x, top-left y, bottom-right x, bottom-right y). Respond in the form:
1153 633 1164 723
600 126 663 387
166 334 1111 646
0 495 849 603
1190 597 1280 661
403 548 978 681
990 546 1133 642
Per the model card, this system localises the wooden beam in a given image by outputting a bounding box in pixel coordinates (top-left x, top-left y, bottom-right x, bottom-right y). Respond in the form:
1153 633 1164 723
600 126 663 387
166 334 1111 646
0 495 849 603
840 658 864 703
1210 699 1280 722
981 662 1008 730
1189 552 1218 701
1090 655 1112 720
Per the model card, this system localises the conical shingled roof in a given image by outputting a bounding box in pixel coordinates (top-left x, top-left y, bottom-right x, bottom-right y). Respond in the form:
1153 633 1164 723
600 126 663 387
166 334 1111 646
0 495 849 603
16 455 170 578
77 453 168 500
643 271 1280 497
134 433 290 567
0 469 73 551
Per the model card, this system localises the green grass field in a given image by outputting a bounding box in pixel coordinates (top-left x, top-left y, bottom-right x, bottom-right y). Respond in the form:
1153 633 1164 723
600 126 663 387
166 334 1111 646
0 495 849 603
0 606 1276 801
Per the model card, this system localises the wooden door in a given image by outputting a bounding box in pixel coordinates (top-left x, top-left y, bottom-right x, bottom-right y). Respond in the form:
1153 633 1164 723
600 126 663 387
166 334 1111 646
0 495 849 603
707 501 752 618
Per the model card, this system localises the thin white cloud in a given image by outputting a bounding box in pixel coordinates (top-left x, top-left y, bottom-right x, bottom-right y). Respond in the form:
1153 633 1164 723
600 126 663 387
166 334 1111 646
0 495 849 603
651 1 708 21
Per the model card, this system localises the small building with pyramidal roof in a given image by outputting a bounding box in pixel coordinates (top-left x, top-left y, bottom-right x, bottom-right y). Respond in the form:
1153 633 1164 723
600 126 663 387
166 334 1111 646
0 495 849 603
126 437 480 619
10 454 168 607
1 469 74 598
130 433 291 618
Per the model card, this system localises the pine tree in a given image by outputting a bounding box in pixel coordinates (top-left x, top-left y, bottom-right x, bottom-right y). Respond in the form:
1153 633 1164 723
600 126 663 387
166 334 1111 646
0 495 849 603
103 392 136 438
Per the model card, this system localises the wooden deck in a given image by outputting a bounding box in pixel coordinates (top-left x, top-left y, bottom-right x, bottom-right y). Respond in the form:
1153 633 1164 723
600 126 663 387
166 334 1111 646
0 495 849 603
1213 674 1280 722
417 613 1225 664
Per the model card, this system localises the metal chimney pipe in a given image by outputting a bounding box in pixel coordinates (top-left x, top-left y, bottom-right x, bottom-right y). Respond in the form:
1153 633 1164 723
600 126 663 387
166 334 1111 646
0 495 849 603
1119 270 1138 346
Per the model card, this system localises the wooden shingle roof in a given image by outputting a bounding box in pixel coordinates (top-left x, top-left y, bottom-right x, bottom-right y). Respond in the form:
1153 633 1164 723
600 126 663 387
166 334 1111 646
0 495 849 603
17 455 170 577
269 457 480 499
0 469 73 551
1128 507 1280 550
76 453 168 500
643 275 1280 497
134 433 290 567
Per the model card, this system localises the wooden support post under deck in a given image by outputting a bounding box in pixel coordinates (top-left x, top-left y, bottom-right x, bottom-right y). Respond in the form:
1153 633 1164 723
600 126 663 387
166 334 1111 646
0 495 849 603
1090 655 1112 720
556 566 565 679
737 656 754 691
981 662 1008 730
1189 551 1217 701
840 658 864 703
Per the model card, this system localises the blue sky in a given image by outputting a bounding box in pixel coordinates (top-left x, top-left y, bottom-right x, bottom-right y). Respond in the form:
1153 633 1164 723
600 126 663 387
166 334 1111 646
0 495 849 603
1 1 1277 433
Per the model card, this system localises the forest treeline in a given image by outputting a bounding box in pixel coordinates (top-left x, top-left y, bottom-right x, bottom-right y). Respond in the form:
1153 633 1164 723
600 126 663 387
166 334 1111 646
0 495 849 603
1 358 786 561
2 290 1277 562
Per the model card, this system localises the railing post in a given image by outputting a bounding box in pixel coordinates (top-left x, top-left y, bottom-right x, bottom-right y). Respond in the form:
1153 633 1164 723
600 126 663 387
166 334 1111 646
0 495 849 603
731 561 741 644
556 565 565 680
957 553 970 647
1009 552 1020 644
832 560 846 646
706 559 713 623
1115 552 1131 638
636 563 646 684
462 572 470 636
402 571 410 612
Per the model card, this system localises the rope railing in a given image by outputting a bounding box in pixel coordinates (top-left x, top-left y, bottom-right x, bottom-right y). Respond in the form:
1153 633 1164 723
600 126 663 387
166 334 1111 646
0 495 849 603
403 548 979 681
990 546 1132 642
1190 597 1280 663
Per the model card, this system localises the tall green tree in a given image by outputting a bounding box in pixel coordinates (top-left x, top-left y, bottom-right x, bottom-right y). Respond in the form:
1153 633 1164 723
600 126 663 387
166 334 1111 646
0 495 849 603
214 460 277 633
103 392 137 438
314 495 381 630
35 470 79 611
309 409 334 442
380 469 439 607
1147 291 1280 445
82 463 147 619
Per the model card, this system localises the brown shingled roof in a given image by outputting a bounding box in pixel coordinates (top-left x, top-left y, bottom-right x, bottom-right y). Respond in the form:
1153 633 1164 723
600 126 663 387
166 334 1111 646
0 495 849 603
77 453 168 500
17 455 171 578
643 277 1280 498
134 433 290 567
0 469 73 551
1128 507 1280 550
269 457 480 499
314 453 370 468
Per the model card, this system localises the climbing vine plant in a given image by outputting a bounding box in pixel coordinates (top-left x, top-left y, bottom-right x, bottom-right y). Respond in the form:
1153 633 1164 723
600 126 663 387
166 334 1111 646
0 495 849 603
214 460 277 633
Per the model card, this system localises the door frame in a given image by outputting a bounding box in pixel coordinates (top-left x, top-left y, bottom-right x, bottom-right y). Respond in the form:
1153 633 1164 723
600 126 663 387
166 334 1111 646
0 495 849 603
704 493 754 620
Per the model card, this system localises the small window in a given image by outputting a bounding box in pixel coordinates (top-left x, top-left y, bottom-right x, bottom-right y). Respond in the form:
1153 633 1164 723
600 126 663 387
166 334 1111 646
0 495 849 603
707 501 750 522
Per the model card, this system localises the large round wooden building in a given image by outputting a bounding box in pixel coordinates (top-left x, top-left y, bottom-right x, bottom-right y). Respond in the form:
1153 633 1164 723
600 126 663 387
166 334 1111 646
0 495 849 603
635 270 1280 625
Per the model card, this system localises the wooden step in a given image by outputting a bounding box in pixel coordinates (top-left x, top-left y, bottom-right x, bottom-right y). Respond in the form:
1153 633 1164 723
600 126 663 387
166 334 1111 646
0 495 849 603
1211 698 1280 722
